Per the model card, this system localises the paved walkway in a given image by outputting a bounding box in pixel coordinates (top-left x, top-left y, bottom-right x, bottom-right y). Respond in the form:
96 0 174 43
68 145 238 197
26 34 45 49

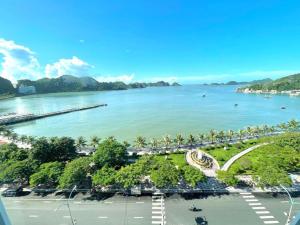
221 143 269 171
186 150 220 177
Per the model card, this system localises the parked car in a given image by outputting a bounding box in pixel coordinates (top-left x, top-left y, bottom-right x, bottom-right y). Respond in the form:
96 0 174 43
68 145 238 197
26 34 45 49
1 186 23 197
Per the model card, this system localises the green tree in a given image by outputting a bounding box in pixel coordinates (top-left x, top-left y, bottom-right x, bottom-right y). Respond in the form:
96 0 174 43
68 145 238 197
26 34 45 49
187 134 196 147
115 164 141 189
181 165 206 187
149 138 159 151
217 170 238 186
150 161 180 188
30 162 64 187
253 164 292 188
92 165 117 187
227 130 234 141
31 137 76 163
59 157 91 189
134 136 147 149
175 134 184 148
198 133 206 145
162 135 172 150
93 137 127 168
209 130 217 144
0 159 38 184
75 136 87 150
288 119 300 131
90 136 101 150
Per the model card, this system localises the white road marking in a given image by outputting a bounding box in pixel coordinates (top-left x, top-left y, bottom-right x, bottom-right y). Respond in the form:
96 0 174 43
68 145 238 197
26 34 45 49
252 207 266 210
152 206 163 210
63 216 70 218
263 221 279 224
152 222 162 224
134 216 144 219
29 215 39 218
152 216 163 219
242 195 255 198
98 216 108 219
260 216 275 219
249 203 262 206
74 201 81 204
14 201 20 203
152 211 162 214
246 199 258 202
43 201 51 203
256 211 270 214
104 201 113 204
152 202 163 206
240 192 252 195
136 201 144 204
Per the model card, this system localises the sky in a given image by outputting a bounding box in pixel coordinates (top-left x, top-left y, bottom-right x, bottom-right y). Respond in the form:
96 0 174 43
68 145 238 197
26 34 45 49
1 0 300 84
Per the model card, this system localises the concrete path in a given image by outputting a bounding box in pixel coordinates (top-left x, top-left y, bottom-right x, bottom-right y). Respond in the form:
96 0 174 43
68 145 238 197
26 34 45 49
221 143 269 171
186 150 220 177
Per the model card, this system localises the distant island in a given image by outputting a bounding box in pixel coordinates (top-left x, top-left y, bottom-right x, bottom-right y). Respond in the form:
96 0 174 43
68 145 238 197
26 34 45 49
237 73 300 96
0 75 181 98
205 78 272 86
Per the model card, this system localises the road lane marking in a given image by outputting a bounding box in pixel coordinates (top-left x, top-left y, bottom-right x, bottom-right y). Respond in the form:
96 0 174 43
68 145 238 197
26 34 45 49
98 216 108 219
152 211 162 214
252 207 266 210
74 201 81 204
134 217 144 219
260 216 275 219
152 206 163 210
63 216 71 218
136 201 144 204
256 211 270 214
263 221 279 224
152 222 162 224
29 215 39 218
104 201 113 204
240 192 252 195
249 203 262 206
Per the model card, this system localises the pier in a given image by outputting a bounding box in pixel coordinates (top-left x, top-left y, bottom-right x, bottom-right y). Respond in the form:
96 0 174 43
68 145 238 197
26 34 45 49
0 104 107 125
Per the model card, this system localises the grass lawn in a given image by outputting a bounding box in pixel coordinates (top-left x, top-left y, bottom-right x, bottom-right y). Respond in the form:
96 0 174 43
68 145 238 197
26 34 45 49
202 140 259 166
154 153 188 168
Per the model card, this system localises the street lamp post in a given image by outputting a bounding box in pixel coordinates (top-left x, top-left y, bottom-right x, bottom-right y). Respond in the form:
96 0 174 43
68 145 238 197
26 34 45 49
280 184 296 225
67 185 77 225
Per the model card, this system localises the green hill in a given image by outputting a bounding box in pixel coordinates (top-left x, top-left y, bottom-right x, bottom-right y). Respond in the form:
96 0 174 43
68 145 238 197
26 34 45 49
238 73 300 92
16 75 177 95
0 76 15 95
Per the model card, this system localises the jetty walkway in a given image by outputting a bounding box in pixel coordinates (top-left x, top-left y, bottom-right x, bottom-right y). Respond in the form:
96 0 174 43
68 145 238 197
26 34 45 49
0 104 107 125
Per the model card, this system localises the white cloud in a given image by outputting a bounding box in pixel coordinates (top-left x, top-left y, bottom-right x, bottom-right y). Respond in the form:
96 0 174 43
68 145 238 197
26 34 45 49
0 38 41 83
95 74 135 83
45 56 93 78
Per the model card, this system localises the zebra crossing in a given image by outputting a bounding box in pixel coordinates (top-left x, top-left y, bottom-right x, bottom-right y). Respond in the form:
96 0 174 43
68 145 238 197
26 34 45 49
240 192 279 224
152 193 166 225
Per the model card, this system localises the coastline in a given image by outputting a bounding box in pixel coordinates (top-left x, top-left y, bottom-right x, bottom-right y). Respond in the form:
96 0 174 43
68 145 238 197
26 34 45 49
237 88 300 96
0 135 31 148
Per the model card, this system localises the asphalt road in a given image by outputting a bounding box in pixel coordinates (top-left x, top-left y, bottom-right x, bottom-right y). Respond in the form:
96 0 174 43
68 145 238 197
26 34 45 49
1 192 300 225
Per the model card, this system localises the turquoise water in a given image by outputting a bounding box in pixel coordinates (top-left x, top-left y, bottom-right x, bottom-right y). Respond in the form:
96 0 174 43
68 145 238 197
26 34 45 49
1 85 299 142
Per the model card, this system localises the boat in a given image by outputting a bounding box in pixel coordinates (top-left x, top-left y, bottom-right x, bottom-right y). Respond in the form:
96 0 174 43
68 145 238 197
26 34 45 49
281 106 286 109
234 104 238 107
202 94 206 98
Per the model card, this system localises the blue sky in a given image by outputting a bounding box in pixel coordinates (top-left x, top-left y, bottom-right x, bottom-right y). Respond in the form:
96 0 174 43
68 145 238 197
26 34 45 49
1 0 300 84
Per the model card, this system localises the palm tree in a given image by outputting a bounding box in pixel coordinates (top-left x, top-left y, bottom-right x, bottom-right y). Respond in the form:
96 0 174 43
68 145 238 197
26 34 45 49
162 135 172 150
237 130 244 141
278 122 288 132
20 135 28 144
217 131 226 143
187 134 196 147
175 134 184 148
90 136 101 150
246 126 252 138
198 133 206 145
27 136 35 145
76 136 87 150
10 132 18 142
227 130 234 141
209 129 216 144
134 136 147 149
288 119 300 131
0 125 8 135
262 125 269 135
149 138 159 152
